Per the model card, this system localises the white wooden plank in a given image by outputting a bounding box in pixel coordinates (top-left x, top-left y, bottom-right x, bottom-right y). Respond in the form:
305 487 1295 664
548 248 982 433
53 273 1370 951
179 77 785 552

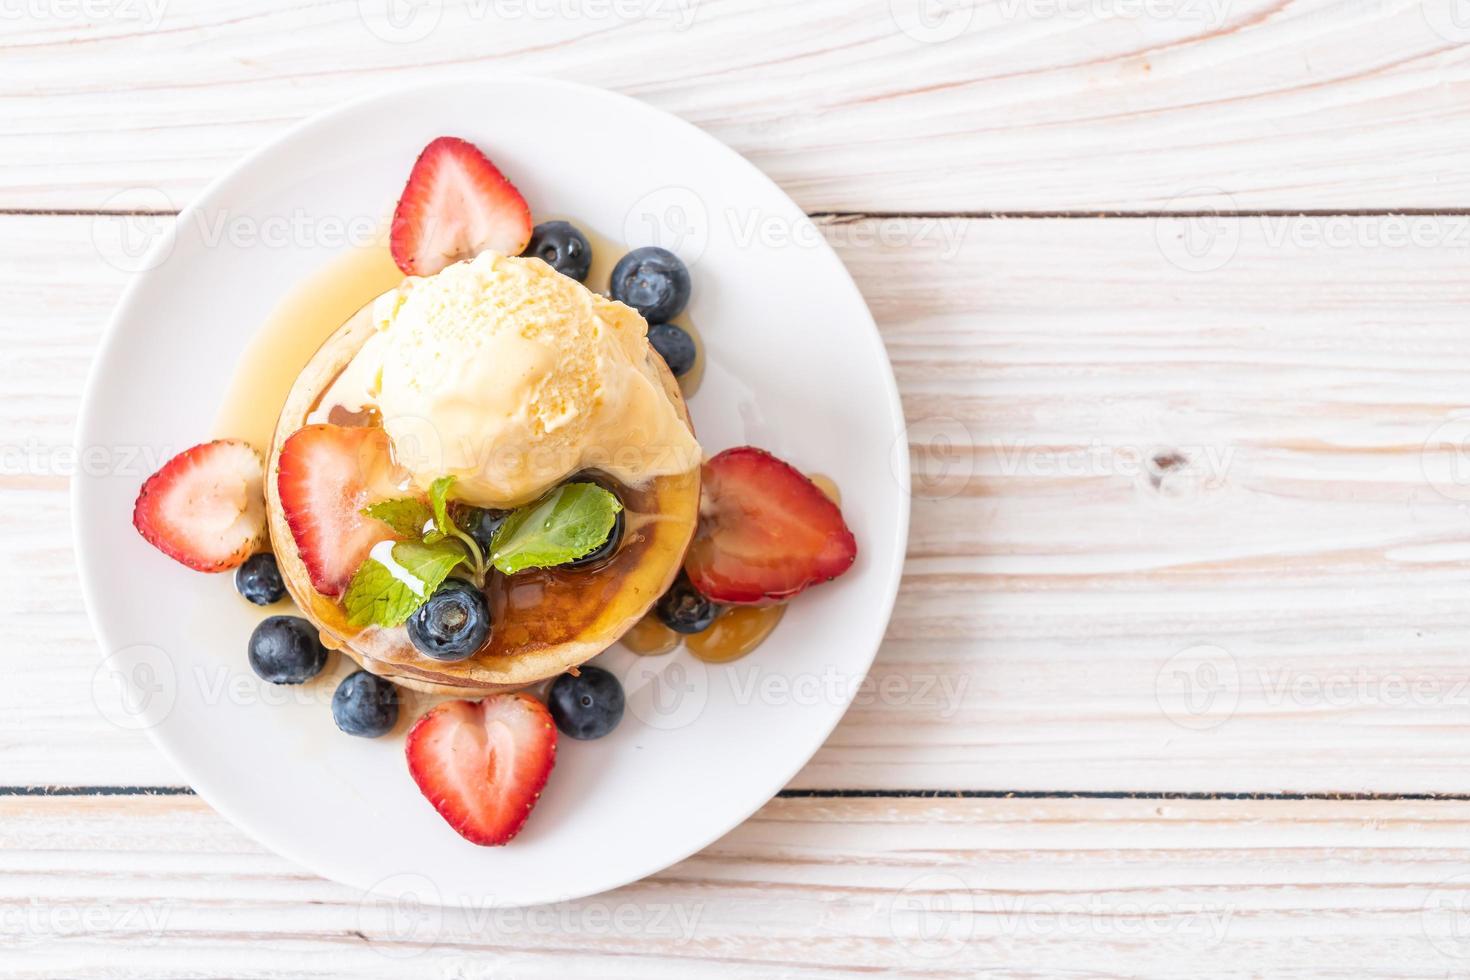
2 794 1469 978
1 0 1468 212
11 212 1470 791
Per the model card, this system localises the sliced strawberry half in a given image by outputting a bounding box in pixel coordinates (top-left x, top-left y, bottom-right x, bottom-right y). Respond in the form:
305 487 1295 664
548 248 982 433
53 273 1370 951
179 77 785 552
390 136 532 276
276 424 411 597
133 440 265 572
685 446 858 605
405 694 557 847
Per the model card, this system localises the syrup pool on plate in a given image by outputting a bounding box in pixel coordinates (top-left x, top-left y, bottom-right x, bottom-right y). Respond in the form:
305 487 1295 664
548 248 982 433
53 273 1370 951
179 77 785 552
808 473 840 506
686 605 787 663
621 613 681 656
213 243 403 450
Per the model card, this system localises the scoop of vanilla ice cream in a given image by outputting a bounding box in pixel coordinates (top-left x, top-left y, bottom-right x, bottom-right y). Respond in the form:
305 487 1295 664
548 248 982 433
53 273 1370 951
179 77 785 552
370 251 700 509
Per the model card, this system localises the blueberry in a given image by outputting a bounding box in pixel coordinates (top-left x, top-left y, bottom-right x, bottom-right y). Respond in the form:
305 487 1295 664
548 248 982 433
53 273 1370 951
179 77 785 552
331 670 400 738
248 615 328 684
647 322 697 378
526 221 592 282
565 504 624 569
407 579 491 661
609 246 691 323
457 505 508 554
234 552 286 606
548 666 624 740
655 573 719 634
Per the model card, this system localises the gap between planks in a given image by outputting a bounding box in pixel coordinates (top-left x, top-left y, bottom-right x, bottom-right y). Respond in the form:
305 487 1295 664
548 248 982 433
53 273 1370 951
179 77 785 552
8 786 1470 801
14 208 1470 220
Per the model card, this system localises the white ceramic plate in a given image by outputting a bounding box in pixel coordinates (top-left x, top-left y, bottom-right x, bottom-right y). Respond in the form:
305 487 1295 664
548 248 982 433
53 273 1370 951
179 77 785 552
73 77 908 907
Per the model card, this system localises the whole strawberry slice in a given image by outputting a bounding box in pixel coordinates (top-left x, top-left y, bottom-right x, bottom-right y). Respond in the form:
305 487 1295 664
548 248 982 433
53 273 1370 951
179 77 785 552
133 440 265 572
405 694 557 846
390 136 533 277
276 424 412 597
685 447 858 605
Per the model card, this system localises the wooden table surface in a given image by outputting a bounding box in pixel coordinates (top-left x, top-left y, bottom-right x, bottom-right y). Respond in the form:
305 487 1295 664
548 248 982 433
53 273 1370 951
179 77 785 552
7 1 1470 976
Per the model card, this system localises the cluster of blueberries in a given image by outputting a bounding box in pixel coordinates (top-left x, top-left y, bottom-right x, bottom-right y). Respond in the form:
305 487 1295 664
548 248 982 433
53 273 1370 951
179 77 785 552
236 554 403 736
526 221 698 378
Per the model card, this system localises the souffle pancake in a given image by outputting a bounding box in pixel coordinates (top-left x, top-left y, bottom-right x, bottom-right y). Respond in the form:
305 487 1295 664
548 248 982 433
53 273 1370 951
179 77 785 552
265 254 701 696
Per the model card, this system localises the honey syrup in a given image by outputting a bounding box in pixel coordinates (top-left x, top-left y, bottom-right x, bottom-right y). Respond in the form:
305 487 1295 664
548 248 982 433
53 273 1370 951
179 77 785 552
213 244 403 450
621 613 682 656
808 472 841 506
686 605 787 663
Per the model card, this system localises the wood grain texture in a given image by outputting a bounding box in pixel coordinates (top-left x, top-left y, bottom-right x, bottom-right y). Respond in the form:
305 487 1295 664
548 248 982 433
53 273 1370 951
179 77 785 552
2 0 1469 212
11 13 1470 973
4 793 1470 979
11 210 1470 791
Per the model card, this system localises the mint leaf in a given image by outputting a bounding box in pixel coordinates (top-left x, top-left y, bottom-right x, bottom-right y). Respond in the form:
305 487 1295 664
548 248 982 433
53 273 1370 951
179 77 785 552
341 559 422 629
395 538 468 589
341 539 466 628
490 482 622 575
427 475 458 542
361 498 432 538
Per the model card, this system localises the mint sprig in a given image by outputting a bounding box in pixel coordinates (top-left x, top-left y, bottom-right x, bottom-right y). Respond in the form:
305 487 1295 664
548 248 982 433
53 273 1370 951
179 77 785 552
342 476 483 628
341 477 621 629
490 482 622 575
